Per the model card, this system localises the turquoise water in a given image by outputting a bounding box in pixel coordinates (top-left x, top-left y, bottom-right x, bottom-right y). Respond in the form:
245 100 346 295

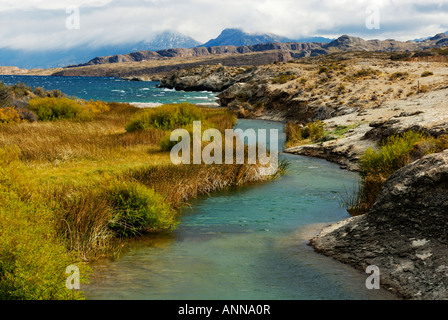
0 75 217 105
0 75 395 299
83 120 395 300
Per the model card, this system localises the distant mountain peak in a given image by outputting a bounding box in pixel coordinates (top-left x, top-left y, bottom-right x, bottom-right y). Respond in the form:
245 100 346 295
200 28 293 47
430 32 448 41
142 30 201 51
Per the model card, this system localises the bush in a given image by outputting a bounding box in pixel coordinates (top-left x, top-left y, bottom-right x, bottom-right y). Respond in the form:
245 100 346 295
421 71 434 77
272 74 298 84
353 68 381 79
0 107 23 125
0 146 85 300
360 131 427 179
285 120 326 147
349 131 448 215
27 97 93 121
0 83 10 105
106 180 176 237
83 100 110 114
125 103 205 132
301 120 326 140
9 82 32 99
389 71 409 81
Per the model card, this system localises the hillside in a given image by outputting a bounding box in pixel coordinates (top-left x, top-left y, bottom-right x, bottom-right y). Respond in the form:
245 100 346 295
4 32 442 80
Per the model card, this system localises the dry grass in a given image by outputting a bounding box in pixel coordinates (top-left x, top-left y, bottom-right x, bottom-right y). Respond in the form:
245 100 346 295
127 163 262 209
0 103 166 162
0 100 271 264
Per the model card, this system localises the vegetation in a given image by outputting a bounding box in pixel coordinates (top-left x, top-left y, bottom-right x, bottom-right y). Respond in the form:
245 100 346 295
389 71 409 81
0 146 86 300
351 67 381 79
27 97 109 122
0 107 23 125
421 71 434 77
285 120 326 148
0 83 271 300
346 131 448 216
271 73 298 84
286 121 360 148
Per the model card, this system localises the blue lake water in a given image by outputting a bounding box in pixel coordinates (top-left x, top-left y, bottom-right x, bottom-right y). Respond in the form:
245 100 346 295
0 75 396 300
0 75 217 105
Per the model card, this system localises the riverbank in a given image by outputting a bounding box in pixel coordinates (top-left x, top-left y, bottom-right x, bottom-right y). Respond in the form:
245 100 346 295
284 85 448 171
155 52 448 299
284 87 448 299
0 82 273 299
310 150 448 299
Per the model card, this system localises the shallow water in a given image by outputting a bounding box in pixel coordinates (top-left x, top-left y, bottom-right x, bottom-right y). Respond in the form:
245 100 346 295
83 119 396 300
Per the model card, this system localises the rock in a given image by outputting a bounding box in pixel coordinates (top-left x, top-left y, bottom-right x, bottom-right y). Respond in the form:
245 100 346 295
160 65 255 92
310 150 448 299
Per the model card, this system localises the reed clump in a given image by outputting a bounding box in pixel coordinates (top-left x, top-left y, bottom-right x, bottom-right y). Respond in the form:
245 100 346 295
345 131 448 216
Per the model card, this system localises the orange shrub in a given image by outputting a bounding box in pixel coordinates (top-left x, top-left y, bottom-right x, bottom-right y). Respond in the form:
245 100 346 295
84 100 110 114
0 107 23 125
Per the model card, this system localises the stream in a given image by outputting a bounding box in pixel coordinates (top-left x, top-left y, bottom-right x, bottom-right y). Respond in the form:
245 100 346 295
83 119 396 300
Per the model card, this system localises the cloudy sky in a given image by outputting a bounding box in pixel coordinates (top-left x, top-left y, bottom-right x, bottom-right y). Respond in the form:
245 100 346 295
1 0 448 51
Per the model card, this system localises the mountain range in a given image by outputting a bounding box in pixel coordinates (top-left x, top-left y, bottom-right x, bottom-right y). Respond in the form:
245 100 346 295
2 28 448 70
0 29 332 69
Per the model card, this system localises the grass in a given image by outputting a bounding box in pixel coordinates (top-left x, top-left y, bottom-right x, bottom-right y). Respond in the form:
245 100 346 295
285 120 358 148
0 90 274 299
285 120 326 147
345 131 448 216
271 74 298 84
0 146 86 300
389 71 409 81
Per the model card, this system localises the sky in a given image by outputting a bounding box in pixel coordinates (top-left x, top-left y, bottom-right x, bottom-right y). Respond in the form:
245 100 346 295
1 0 448 51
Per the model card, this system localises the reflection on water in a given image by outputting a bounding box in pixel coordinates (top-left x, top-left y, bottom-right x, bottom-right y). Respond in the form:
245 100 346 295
83 119 396 300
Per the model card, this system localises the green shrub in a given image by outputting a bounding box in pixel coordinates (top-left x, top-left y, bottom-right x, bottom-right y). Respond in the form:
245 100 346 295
302 120 326 140
348 131 448 215
421 71 434 77
0 146 85 300
27 97 93 121
271 74 297 84
125 103 205 132
106 180 176 237
353 68 381 79
359 131 426 179
389 71 409 81
285 120 326 147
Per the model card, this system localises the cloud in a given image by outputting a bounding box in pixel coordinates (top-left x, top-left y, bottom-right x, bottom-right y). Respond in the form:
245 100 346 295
1 0 448 51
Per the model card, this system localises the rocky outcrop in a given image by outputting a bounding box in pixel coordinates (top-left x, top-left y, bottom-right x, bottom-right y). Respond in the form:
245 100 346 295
310 150 448 299
160 64 256 92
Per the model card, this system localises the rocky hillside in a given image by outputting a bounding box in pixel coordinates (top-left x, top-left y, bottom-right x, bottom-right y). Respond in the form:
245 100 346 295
161 51 448 118
310 149 448 299
67 33 448 69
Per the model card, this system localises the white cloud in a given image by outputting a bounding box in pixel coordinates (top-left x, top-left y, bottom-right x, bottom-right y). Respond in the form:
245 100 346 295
1 0 448 51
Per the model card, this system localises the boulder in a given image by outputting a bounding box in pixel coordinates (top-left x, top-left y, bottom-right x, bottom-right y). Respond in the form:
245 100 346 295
310 150 448 299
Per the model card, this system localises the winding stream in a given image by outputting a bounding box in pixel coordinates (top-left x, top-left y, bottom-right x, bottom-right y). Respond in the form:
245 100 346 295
84 119 395 300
